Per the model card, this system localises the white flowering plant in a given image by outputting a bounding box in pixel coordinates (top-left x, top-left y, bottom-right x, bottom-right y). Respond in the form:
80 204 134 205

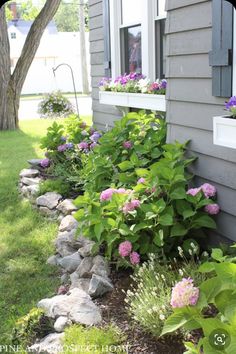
124 254 205 338
38 91 75 118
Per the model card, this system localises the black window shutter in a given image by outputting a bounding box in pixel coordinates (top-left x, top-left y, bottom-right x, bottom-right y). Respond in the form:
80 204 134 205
103 0 111 77
209 0 233 97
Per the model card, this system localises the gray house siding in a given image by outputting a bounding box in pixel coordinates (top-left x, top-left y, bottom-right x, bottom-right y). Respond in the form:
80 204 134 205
165 0 236 242
88 0 121 129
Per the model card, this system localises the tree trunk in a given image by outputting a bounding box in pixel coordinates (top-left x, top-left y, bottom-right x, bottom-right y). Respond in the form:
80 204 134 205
0 0 61 130
79 0 89 95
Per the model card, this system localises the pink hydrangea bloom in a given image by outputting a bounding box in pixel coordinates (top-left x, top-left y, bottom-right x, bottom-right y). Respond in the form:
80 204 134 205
119 241 132 257
204 203 220 215
137 178 145 184
100 188 116 201
78 142 89 150
170 278 199 309
201 183 217 198
186 188 201 197
123 141 133 149
122 199 141 214
40 158 50 168
116 188 127 194
130 251 140 265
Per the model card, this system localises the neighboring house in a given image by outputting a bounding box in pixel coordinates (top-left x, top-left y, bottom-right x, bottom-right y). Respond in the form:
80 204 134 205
88 0 236 243
8 20 90 94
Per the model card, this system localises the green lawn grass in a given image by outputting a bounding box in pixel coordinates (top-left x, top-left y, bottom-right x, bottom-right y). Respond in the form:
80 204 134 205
0 117 91 344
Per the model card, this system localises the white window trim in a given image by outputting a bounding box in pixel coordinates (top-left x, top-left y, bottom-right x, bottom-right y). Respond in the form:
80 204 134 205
109 0 166 81
233 9 236 95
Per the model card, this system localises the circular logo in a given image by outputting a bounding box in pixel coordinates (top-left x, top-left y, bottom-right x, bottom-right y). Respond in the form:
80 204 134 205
209 329 231 350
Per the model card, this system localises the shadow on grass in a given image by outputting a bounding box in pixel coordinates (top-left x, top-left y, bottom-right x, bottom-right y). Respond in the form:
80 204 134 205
0 127 59 344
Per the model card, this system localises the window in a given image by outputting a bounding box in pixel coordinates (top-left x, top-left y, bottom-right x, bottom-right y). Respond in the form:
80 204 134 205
11 32 16 39
109 0 166 81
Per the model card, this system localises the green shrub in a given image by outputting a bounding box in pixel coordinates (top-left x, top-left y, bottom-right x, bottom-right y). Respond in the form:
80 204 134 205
81 111 167 193
162 249 236 353
38 91 74 118
125 254 206 338
12 308 53 347
62 325 127 354
74 142 218 261
39 178 71 196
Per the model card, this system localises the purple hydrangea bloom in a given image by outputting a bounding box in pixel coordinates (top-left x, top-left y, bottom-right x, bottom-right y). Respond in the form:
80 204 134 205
78 142 89 150
122 199 141 214
90 142 98 149
90 132 101 143
123 141 133 149
60 136 67 142
65 143 74 149
57 144 67 152
201 183 217 198
186 187 201 197
225 96 236 110
160 79 167 89
130 251 140 265
204 203 220 215
40 158 50 168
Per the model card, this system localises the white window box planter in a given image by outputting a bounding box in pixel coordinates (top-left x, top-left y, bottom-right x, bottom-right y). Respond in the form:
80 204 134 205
213 116 236 149
99 91 166 112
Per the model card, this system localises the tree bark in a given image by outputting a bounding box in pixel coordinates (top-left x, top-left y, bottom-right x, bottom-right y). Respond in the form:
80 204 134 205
79 0 89 95
0 0 61 130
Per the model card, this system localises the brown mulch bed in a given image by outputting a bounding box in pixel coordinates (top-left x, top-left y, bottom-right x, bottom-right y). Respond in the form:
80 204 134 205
95 269 185 354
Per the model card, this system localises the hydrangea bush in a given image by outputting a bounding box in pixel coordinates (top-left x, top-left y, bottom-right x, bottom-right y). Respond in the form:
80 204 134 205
99 73 167 95
162 251 236 353
74 142 219 263
38 91 74 118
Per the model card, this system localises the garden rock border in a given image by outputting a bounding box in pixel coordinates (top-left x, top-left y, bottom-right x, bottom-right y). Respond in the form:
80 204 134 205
19 161 114 353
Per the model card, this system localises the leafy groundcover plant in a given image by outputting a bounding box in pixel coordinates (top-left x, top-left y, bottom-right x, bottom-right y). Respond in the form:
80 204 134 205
99 72 167 95
38 91 74 118
74 141 220 262
62 325 127 354
125 253 206 338
162 248 236 354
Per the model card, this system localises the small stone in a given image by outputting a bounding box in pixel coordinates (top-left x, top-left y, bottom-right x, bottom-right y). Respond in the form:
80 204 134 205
78 242 96 258
70 273 90 292
88 274 113 298
28 159 43 169
27 184 40 196
21 185 30 197
38 288 102 325
36 192 62 210
54 316 71 333
28 333 64 354
20 168 39 178
58 252 82 273
39 207 59 219
59 215 78 232
55 230 81 256
21 177 41 186
91 255 110 277
60 273 70 284
57 199 77 215
47 255 61 266
76 257 93 278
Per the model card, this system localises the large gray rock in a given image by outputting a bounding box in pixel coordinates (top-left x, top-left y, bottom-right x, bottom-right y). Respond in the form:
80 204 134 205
36 192 62 210
78 242 96 258
59 215 78 232
27 184 40 196
29 333 64 354
90 255 110 278
58 252 82 273
39 207 59 219
88 274 113 298
54 316 71 333
55 230 82 257
20 168 39 178
38 288 101 325
76 257 93 278
57 199 77 215
21 177 41 186
60 273 70 284
70 273 90 292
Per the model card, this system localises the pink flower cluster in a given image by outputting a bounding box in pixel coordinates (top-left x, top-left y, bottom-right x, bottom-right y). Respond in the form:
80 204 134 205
118 241 140 265
187 183 217 198
204 203 220 215
122 199 141 214
137 178 146 184
170 278 199 309
100 187 130 202
123 141 133 149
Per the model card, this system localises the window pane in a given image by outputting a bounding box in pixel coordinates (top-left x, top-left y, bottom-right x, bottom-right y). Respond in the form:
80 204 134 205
123 26 142 73
122 0 142 25
157 0 166 17
155 19 166 79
